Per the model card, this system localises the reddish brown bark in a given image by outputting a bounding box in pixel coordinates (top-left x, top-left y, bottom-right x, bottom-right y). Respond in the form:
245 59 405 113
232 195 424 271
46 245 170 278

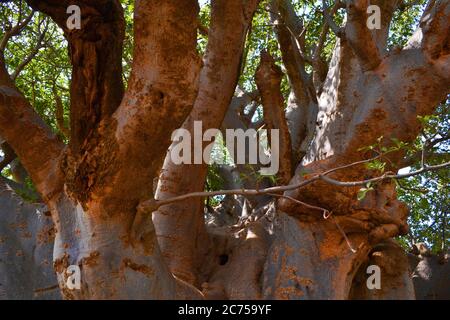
0 56 64 202
26 0 125 153
153 0 260 286
256 51 293 185
3 0 203 299
0 0 448 300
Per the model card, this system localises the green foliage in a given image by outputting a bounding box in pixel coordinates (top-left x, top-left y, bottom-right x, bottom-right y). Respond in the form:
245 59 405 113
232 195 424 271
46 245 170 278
122 0 135 83
357 183 374 201
388 0 427 48
1 2 70 137
397 102 450 253
206 164 225 191
205 164 225 207
15 176 40 203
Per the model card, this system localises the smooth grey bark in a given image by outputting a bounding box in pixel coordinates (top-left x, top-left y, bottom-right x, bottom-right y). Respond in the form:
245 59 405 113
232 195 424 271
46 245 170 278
413 251 450 300
262 213 371 300
349 240 416 299
0 180 60 300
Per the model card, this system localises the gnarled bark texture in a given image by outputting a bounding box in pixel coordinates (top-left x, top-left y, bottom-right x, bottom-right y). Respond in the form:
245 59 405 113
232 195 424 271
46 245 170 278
0 0 449 300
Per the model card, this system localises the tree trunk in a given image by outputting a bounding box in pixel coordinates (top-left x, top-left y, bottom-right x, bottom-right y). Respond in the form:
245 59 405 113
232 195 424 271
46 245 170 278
153 0 260 286
0 0 449 300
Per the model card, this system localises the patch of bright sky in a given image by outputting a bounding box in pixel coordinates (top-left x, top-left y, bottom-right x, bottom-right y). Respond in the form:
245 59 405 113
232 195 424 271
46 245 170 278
198 0 209 8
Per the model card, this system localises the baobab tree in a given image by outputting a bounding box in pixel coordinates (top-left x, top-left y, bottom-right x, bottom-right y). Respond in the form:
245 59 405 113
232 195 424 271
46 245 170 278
0 0 449 299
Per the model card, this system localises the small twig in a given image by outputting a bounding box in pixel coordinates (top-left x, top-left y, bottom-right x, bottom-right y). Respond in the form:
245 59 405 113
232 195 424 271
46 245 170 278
268 192 356 253
327 214 357 253
319 161 450 188
11 18 49 80
268 192 330 216
33 284 59 294
138 157 450 213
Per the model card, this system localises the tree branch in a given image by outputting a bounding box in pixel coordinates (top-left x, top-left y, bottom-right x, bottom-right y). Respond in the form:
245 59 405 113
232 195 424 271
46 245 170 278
53 87 69 139
345 0 382 71
0 58 64 201
0 142 17 171
152 0 260 284
419 0 450 59
322 0 344 38
256 51 293 184
270 0 315 105
26 0 126 153
11 17 48 81
139 154 450 213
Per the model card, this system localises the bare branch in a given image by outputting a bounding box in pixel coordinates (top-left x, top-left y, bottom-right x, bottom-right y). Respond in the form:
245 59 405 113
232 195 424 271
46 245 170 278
420 0 450 59
320 161 450 187
268 192 329 216
314 1 343 62
345 0 382 71
53 87 70 139
0 142 17 171
322 0 344 38
312 1 342 93
256 51 293 184
139 154 450 213
0 58 64 201
270 0 315 105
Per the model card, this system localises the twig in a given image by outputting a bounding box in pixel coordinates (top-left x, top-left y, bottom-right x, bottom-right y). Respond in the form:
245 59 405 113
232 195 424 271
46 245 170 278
139 155 450 213
33 284 59 294
268 192 330 216
327 214 357 253
268 193 356 253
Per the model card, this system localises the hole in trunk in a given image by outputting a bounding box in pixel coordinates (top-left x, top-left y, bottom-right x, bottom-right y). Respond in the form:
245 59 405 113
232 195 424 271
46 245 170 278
218 254 229 266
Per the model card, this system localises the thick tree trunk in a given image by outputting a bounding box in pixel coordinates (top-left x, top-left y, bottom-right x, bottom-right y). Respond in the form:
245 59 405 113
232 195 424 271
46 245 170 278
153 0 260 286
262 213 372 299
3 0 203 299
349 240 416 299
0 0 448 300
0 179 60 300
26 0 125 153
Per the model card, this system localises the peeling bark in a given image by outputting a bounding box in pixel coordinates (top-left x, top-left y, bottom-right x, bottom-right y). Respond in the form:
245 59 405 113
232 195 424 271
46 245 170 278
26 0 125 153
